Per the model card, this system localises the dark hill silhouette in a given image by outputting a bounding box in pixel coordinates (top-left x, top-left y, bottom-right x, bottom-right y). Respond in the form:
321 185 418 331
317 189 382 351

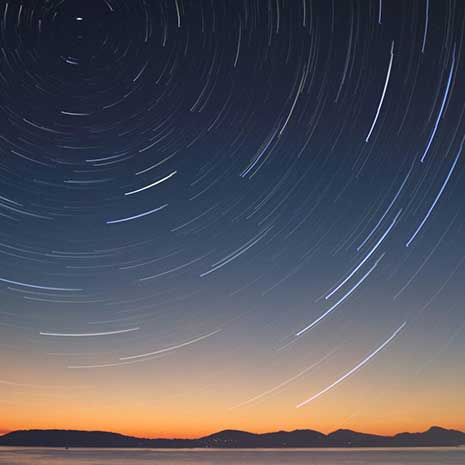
0 426 464 448
327 428 390 447
0 430 150 448
200 429 327 447
259 429 327 447
392 426 465 447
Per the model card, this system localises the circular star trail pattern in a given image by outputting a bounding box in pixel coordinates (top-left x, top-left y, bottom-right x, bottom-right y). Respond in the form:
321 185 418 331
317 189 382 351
1 0 465 421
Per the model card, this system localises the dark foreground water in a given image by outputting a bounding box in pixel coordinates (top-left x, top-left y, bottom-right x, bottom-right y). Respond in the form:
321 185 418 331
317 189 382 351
1 447 464 465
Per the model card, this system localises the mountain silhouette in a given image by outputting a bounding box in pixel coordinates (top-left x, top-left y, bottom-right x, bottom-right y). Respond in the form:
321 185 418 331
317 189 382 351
327 428 390 447
0 426 464 448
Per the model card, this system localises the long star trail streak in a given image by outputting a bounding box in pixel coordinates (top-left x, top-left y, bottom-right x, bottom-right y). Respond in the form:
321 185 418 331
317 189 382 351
68 353 168 369
296 253 385 337
106 204 168 224
407 137 463 247
40 327 140 337
357 165 413 251
200 227 272 277
231 348 338 410
422 0 430 54
365 41 394 143
420 45 456 163
296 322 407 408
119 329 222 360
325 209 402 300
0 278 82 292
0 0 464 436
124 171 177 196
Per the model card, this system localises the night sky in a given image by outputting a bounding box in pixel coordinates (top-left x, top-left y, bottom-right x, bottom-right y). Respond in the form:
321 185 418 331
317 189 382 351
1 0 465 438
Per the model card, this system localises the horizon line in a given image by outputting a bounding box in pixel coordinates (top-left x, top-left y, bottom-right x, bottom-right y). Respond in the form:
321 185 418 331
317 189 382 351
1 424 464 441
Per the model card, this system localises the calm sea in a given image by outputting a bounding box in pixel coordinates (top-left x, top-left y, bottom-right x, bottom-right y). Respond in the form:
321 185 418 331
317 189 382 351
1 447 464 465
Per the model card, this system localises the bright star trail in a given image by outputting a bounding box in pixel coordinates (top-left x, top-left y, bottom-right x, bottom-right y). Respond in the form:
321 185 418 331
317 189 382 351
296 322 407 408
1 0 464 440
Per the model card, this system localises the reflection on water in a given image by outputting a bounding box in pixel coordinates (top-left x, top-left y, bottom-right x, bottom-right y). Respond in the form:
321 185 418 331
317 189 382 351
1 447 464 465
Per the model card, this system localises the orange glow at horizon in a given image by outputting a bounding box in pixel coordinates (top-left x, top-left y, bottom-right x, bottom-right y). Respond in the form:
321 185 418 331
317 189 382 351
2 376 465 439
2 314 464 440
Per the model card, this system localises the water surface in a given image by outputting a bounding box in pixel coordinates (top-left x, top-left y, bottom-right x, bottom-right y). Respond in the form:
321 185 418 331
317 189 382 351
1 447 464 465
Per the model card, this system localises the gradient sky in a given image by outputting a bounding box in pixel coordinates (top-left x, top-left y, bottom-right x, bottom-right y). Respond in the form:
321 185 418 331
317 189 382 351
1 0 465 439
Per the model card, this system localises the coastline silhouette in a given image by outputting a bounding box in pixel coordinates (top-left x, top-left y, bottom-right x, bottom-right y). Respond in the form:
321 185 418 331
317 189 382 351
1 426 464 449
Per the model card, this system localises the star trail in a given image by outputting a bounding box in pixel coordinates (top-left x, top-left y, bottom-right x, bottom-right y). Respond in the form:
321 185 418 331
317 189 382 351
0 0 464 438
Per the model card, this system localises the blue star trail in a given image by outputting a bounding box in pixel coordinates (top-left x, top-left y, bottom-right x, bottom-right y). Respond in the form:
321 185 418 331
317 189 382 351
0 0 464 424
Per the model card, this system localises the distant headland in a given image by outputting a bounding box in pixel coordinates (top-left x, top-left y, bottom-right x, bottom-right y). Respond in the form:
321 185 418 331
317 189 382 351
1 426 464 448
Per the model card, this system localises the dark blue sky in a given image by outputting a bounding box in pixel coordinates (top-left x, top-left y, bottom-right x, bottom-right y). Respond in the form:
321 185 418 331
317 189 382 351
0 0 464 436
